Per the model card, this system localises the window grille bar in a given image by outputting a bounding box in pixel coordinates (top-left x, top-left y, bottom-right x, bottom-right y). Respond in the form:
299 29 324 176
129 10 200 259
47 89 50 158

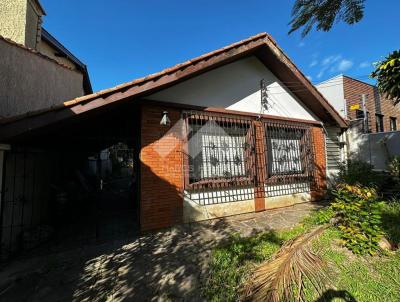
183 110 255 205
183 110 317 205
263 120 316 197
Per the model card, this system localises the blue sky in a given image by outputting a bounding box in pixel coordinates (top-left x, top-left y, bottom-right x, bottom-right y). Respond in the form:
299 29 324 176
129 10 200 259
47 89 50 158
41 0 400 92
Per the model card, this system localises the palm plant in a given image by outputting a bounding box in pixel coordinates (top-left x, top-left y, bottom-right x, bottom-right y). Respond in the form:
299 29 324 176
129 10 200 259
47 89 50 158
289 0 366 37
242 225 329 302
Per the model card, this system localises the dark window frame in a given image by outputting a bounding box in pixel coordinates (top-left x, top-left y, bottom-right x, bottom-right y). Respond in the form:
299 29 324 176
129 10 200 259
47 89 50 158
375 114 384 132
355 109 364 119
390 117 397 131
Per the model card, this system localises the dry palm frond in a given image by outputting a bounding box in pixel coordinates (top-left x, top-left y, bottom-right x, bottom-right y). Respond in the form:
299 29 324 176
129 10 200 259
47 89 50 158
242 225 329 302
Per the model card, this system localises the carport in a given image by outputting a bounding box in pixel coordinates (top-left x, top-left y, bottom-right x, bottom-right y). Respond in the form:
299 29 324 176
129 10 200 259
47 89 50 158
0 101 141 259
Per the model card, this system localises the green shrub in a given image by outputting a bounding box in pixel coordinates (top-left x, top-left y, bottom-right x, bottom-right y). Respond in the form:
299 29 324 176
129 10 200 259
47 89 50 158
331 184 385 255
381 202 400 246
303 207 335 226
337 160 382 187
388 156 400 179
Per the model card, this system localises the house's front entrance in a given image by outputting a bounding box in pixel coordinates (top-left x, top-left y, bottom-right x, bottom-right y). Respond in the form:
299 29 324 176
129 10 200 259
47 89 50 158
53 142 139 246
89 143 137 240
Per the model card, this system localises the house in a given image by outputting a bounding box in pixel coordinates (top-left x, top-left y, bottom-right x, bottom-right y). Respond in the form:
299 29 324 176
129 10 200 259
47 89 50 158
0 33 347 258
0 0 92 119
317 75 400 171
316 75 400 133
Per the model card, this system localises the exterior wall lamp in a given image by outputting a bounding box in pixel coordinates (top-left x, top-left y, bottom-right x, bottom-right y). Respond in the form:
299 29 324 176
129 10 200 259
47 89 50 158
160 111 171 126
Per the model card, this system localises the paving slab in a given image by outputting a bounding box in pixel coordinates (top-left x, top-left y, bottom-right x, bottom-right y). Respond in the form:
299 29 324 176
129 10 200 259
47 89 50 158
0 202 323 302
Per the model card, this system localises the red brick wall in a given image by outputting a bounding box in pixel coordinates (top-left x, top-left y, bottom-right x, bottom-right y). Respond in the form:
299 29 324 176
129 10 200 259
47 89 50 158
311 126 327 199
140 105 183 231
381 94 400 131
139 105 328 230
343 76 400 133
254 121 266 211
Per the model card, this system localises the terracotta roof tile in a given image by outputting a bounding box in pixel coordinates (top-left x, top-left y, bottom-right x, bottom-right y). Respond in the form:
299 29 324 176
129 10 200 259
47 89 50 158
59 32 269 108
0 32 347 130
0 33 267 125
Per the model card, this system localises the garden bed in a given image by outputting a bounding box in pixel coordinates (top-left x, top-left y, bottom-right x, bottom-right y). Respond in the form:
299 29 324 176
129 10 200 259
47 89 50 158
203 203 400 302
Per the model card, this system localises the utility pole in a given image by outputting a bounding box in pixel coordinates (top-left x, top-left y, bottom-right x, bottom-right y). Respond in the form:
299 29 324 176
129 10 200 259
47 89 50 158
361 94 368 133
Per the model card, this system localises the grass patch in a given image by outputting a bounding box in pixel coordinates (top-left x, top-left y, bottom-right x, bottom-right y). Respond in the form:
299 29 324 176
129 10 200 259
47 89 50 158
314 225 400 302
382 202 400 245
203 204 400 302
203 226 307 302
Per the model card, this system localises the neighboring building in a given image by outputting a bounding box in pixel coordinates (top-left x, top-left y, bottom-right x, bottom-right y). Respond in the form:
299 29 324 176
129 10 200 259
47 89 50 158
0 0 91 118
316 75 400 133
0 33 347 259
0 0 92 259
0 0 45 49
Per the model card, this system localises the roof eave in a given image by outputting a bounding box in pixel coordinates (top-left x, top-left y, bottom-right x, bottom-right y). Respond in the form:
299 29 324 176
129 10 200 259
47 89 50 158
41 28 93 94
0 32 348 141
31 0 46 16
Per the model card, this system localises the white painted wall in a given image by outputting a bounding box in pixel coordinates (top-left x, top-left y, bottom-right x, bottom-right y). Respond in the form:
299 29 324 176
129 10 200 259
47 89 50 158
148 56 319 121
348 123 400 171
316 75 346 118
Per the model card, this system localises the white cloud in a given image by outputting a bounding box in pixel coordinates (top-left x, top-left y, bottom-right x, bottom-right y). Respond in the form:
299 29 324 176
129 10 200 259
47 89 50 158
337 59 354 72
315 54 353 80
322 55 342 66
309 60 318 67
359 61 370 68
306 75 313 81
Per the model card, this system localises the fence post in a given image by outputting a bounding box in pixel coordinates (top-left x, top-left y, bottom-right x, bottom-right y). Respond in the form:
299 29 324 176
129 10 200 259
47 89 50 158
254 121 266 212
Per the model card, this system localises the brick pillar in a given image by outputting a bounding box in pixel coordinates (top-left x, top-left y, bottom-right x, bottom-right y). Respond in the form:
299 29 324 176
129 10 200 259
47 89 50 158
140 105 184 231
311 126 327 200
254 121 266 211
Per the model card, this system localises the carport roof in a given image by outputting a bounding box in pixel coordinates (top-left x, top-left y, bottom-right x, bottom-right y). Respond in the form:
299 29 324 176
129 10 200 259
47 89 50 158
0 32 347 141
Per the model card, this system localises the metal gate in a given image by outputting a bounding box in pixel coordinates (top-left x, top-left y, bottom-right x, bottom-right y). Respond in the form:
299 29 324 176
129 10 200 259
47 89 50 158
0 143 139 260
0 149 53 259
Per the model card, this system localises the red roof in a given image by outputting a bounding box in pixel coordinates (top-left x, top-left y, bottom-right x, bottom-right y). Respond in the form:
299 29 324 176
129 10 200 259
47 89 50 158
0 32 347 140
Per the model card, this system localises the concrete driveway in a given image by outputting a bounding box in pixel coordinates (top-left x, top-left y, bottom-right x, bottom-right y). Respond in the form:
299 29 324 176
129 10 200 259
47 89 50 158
0 202 321 302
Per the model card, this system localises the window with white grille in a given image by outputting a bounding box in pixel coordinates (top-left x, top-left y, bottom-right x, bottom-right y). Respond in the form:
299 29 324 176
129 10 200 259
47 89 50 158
265 126 310 176
269 137 303 174
187 119 251 184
